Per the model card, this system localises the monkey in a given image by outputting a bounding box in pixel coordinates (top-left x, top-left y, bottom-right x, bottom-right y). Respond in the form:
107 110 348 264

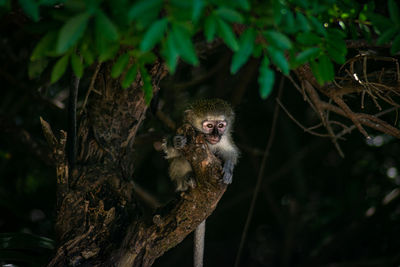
162 98 239 267
163 98 239 189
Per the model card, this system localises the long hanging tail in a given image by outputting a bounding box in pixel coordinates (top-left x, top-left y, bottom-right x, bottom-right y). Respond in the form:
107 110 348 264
194 220 206 267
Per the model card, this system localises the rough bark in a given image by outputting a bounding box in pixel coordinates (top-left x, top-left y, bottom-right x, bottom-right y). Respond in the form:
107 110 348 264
42 61 228 267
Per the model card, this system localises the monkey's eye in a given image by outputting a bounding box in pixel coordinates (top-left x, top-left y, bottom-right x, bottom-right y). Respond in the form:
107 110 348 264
207 124 213 129
218 123 225 128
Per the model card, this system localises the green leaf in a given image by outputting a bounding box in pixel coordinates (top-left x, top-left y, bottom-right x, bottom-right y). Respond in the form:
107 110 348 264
0 0 9 7
327 28 346 39
204 15 217 42
252 44 263 58
57 12 90 54
295 47 321 64
163 34 179 73
258 57 275 99
293 0 308 9
39 0 63 5
28 58 48 79
264 30 292 50
296 32 321 45
237 0 250 11
70 53 83 78
141 67 153 104
325 31 347 64
267 46 290 75
98 42 119 62
51 54 69 83
139 51 157 64
81 47 94 65
281 10 295 34
310 60 324 85
309 16 327 36
31 31 57 61
326 34 347 54
216 18 239 51
128 0 162 21
122 65 137 89
171 24 199 65
377 27 397 45
368 13 392 32
388 0 400 25
111 53 130 78
319 55 334 82
79 35 94 65
0 233 55 251
391 34 400 54
192 0 204 23
94 10 119 62
296 12 310 32
95 10 119 41
273 2 284 25
215 7 244 23
18 0 39 21
230 28 256 74
326 45 346 64
140 18 168 52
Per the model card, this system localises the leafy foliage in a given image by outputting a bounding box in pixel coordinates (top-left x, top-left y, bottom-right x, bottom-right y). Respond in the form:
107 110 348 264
0 233 54 266
2 0 400 98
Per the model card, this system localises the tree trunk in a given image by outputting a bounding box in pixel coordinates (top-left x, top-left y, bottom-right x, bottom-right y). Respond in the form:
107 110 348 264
41 62 229 266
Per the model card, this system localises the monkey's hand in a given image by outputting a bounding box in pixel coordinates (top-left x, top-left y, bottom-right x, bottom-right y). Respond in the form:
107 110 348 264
175 172 196 192
173 135 187 149
222 160 234 184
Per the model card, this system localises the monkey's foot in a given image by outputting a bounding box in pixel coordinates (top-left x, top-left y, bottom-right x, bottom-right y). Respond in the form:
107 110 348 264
173 135 187 149
175 173 196 191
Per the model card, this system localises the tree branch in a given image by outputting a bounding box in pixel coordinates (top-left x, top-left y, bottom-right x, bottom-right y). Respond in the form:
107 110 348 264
114 124 228 267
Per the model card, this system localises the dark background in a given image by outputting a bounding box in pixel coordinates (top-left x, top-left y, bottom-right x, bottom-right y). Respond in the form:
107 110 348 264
1 13 400 267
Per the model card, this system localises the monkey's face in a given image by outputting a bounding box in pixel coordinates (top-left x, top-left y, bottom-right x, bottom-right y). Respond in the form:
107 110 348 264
202 120 227 144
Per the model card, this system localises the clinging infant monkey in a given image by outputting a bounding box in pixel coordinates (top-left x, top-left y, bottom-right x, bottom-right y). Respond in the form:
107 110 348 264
162 98 239 267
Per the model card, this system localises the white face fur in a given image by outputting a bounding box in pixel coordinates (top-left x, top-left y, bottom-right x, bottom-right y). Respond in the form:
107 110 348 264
198 115 227 145
192 115 225 131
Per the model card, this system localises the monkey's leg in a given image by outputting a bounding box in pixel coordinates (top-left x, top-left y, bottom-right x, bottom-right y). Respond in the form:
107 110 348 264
194 220 206 267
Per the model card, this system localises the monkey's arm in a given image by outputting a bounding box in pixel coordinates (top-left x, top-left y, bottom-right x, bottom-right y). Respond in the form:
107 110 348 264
218 143 239 184
222 159 235 184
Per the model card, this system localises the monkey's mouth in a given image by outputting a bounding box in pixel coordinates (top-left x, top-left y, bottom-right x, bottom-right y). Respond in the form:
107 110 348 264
206 135 220 144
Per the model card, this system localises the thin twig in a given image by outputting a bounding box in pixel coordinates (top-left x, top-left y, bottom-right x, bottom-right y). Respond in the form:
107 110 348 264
234 76 284 267
277 99 330 138
332 96 370 138
80 62 102 115
67 74 80 171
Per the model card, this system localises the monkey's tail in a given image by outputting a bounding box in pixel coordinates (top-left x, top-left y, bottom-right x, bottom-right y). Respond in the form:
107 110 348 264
194 220 206 267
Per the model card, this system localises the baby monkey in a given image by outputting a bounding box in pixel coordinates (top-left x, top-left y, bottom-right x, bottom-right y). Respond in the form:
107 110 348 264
163 98 239 190
162 98 239 267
